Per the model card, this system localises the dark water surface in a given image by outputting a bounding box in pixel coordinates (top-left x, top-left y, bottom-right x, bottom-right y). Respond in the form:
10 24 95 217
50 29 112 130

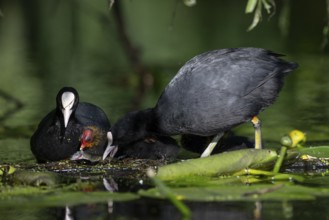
1 198 328 220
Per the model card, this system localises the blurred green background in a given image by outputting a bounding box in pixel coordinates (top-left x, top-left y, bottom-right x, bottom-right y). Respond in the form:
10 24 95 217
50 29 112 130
0 0 329 143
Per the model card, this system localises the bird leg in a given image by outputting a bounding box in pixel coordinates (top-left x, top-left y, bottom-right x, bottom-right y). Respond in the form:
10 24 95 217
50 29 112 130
200 132 224 158
251 116 262 149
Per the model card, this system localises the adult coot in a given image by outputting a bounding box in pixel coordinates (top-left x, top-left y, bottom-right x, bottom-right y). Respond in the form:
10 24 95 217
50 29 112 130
30 87 114 162
109 48 298 157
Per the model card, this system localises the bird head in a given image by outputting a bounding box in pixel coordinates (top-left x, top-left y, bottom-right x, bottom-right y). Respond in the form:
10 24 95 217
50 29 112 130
80 126 102 151
79 126 118 160
56 87 79 128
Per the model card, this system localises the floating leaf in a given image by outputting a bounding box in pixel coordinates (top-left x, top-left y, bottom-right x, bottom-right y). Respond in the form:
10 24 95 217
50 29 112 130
41 191 139 206
297 146 329 158
140 184 329 202
157 149 278 181
0 191 139 208
10 171 59 187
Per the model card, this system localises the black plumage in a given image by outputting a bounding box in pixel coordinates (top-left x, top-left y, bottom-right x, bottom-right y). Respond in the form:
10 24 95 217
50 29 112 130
110 48 298 153
30 87 111 163
115 136 180 160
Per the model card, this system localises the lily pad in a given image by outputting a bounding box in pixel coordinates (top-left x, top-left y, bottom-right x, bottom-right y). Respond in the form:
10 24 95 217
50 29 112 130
157 149 278 181
139 184 329 202
10 170 59 186
0 190 139 208
296 146 329 158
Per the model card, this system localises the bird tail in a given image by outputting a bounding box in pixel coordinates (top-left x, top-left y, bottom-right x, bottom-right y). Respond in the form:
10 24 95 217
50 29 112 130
283 61 298 73
268 50 298 74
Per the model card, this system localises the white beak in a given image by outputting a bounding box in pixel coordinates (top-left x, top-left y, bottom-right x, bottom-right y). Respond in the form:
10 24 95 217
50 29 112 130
62 108 73 128
102 132 118 160
61 91 75 128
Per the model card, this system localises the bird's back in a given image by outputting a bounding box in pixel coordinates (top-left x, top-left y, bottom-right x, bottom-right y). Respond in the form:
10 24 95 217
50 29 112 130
155 48 297 136
75 102 111 130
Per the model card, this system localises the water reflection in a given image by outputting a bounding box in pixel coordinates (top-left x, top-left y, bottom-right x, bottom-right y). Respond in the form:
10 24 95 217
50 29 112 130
64 178 117 220
62 199 254 220
29 198 329 220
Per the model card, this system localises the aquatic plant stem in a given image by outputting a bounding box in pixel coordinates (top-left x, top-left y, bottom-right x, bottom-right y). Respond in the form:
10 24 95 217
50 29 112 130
233 168 274 176
147 169 191 219
273 146 287 173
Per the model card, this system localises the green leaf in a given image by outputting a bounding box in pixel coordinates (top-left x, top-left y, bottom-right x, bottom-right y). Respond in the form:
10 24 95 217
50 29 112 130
43 191 139 206
297 146 329 158
0 191 139 207
247 0 263 31
140 184 329 202
11 171 59 187
183 0 197 7
245 0 258 13
262 0 275 14
157 149 278 181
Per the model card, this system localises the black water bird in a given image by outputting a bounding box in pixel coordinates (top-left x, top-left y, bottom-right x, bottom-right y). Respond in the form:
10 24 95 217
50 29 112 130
109 48 298 157
115 136 180 160
30 87 114 162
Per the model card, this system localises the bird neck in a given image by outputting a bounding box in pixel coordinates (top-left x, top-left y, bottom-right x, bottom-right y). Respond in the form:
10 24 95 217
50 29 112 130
112 108 158 146
54 109 77 139
140 108 159 134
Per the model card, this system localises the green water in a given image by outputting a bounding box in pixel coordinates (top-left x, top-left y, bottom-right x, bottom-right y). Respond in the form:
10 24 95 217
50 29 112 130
1 0 329 219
